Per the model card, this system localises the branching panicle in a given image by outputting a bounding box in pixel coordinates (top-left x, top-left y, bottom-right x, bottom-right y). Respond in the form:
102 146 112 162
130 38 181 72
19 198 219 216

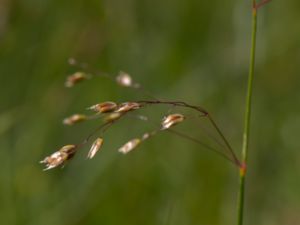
40 62 241 170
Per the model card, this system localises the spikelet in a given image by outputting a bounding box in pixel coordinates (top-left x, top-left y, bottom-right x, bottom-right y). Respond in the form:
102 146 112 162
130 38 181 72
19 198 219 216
161 113 185 130
40 145 76 170
142 133 150 140
118 138 141 154
87 101 117 113
116 71 133 87
87 138 104 159
103 112 122 122
63 114 86 125
65 72 89 87
115 102 140 113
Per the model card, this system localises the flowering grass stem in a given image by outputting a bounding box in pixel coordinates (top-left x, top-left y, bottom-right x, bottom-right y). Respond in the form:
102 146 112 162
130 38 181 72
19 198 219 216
237 1 258 224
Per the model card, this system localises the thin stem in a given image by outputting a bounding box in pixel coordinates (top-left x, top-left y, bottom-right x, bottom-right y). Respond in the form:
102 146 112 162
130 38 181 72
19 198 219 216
207 114 241 166
191 114 229 151
137 100 208 115
237 1 258 225
80 120 113 145
81 112 126 145
166 129 237 164
69 59 158 100
256 0 272 9
127 112 237 165
138 99 241 164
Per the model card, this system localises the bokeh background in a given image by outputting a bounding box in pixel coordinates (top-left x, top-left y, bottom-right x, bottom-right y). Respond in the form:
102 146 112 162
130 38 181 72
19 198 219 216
0 0 299 224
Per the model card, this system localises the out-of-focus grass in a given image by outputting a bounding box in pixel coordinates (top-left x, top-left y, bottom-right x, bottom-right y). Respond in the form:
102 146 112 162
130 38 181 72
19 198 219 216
0 0 299 224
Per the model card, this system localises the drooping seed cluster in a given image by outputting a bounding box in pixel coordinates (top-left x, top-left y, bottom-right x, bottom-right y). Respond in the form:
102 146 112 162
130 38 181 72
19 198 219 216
40 102 185 169
40 72 186 170
40 69 240 170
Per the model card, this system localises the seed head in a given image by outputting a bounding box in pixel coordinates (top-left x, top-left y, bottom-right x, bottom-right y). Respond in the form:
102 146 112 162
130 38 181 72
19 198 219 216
63 114 86 125
65 72 89 87
118 138 141 154
116 71 133 87
87 138 104 159
115 102 140 113
161 113 185 130
87 101 117 113
40 145 76 170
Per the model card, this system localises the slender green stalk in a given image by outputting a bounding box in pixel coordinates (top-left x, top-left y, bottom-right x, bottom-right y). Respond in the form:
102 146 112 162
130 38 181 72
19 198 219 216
237 1 258 225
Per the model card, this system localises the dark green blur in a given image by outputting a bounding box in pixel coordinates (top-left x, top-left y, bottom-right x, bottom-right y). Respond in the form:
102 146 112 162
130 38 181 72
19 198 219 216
0 0 299 224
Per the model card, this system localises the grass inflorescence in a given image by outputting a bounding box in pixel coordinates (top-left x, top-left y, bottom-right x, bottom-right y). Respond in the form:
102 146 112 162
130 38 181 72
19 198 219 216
40 60 242 171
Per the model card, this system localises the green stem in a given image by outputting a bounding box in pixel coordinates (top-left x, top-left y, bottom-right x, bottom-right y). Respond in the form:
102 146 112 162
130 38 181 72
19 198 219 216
237 1 258 225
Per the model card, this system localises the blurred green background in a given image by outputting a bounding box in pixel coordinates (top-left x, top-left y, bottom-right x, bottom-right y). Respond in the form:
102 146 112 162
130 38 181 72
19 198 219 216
0 0 299 224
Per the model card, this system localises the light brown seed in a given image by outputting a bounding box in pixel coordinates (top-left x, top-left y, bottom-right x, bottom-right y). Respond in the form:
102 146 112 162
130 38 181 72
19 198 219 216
115 102 140 113
40 145 76 170
87 138 104 159
161 113 185 130
88 101 117 113
59 144 77 156
142 133 150 140
118 138 141 154
116 71 132 87
63 114 86 125
65 72 89 87
103 112 122 122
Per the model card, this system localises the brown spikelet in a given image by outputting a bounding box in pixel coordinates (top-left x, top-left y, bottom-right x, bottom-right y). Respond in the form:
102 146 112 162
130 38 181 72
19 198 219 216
40 145 76 170
118 138 141 154
115 102 140 113
87 138 104 159
116 71 133 87
65 72 89 87
161 113 185 130
142 133 150 140
103 112 122 122
87 101 117 113
63 114 86 125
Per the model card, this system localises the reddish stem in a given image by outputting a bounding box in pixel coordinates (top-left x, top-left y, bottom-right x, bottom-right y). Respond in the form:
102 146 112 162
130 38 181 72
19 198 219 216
255 0 272 10
239 162 247 176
